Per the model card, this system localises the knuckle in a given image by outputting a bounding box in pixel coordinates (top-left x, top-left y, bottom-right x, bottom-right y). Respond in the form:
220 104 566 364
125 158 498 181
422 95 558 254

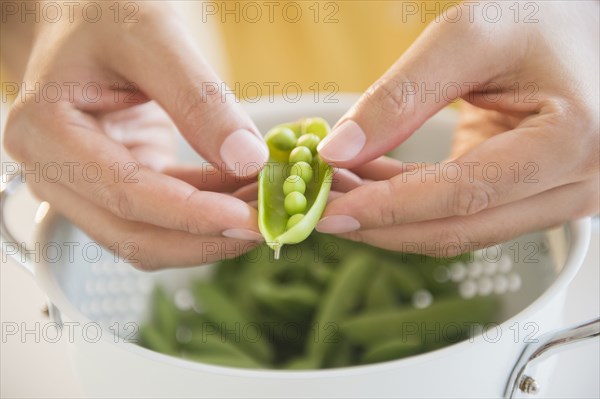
127 247 157 272
94 182 134 220
378 180 403 226
433 223 473 257
175 81 222 129
180 191 209 234
108 231 158 271
364 76 411 121
452 178 496 216
341 229 366 244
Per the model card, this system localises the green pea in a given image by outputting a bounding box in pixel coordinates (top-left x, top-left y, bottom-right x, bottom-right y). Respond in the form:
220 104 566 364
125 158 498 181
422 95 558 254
283 175 306 196
286 213 304 229
297 133 321 154
290 161 313 184
265 126 297 151
302 117 330 140
289 146 313 164
284 192 307 215
279 121 302 138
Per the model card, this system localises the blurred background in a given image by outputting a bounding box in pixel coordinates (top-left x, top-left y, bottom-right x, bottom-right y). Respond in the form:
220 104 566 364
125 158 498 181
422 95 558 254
1 1 599 397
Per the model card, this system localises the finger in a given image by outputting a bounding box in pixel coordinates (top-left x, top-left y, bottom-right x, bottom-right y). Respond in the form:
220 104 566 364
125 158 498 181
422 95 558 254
101 102 177 171
331 168 363 192
229 169 362 205
232 182 258 203
16 103 262 239
107 7 268 176
350 156 411 181
28 180 260 269
317 3 527 168
317 114 594 233
337 178 599 256
449 102 514 160
162 163 255 193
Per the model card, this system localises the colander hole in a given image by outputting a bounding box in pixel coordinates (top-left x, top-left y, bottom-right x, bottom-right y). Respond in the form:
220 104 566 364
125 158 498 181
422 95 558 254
174 289 195 310
493 275 509 294
507 273 522 292
477 277 494 296
459 280 477 299
412 290 433 309
482 260 498 276
498 256 513 273
433 266 449 283
449 262 467 282
467 261 483 279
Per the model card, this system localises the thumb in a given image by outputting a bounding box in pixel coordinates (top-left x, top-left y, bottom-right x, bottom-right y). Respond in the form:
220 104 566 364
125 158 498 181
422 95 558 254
109 11 268 177
317 4 521 168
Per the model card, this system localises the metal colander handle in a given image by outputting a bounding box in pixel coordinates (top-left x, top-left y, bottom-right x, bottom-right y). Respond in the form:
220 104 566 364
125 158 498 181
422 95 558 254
505 317 600 397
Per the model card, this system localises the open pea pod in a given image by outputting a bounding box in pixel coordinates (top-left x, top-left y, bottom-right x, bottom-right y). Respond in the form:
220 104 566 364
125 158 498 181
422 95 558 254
258 118 333 258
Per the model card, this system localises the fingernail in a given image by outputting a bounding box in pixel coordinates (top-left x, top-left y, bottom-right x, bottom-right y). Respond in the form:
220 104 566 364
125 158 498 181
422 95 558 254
316 215 360 234
220 129 269 172
222 228 264 241
317 120 366 162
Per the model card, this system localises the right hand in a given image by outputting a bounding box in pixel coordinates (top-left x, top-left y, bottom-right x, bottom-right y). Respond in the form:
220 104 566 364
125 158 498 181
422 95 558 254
3 1 269 270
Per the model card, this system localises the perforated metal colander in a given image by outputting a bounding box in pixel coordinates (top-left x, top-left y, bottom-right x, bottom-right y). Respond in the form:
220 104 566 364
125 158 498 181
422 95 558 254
1 99 597 398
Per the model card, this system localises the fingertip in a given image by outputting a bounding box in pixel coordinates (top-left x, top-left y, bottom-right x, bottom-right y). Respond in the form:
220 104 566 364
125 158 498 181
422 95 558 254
315 215 361 234
220 129 269 177
317 120 366 164
221 228 264 242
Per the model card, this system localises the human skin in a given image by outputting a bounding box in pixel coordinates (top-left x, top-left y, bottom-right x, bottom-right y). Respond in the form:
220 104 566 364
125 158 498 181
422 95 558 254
2 1 271 269
316 2 599 256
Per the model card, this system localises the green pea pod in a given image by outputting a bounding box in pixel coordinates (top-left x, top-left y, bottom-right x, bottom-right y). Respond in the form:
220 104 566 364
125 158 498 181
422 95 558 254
259 118 333 258
152 286 179 340
138 325 178 355
184 329 265 367
341 296 499 346
193 282 272 363
251 280 319 318
323 338 355 369
381 261 426 300
307 253 375 366
360 337 422 364
178 311 209 331
364 268 398 310
282 356 321 370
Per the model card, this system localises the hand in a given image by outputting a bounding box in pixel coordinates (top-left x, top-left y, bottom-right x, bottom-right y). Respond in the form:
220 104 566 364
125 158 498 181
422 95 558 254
3 1 269 269
315 2 599 255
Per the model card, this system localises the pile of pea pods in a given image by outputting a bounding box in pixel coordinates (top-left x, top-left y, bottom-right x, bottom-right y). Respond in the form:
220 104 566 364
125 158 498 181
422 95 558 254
138 233 500 369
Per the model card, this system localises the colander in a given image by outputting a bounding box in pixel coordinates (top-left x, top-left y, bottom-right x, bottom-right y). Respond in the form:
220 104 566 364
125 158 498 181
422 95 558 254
1 96 598 398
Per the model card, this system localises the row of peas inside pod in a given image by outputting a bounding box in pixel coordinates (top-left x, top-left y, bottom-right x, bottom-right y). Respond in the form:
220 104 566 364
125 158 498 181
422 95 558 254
258 118 334 259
